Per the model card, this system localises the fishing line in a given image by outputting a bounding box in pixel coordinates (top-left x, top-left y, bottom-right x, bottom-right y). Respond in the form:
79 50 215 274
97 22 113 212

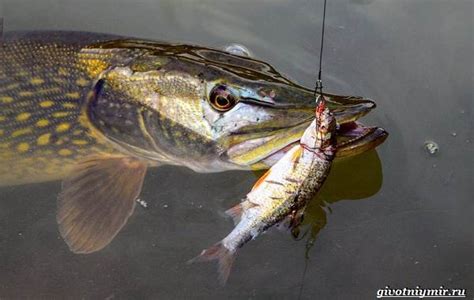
299 1 329 299
314 0 328 103
0 18 3 44
297 256 310 300
297 238 316 300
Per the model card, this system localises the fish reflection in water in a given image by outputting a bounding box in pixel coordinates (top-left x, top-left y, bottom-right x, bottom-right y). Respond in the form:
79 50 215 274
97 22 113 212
288 149 383 296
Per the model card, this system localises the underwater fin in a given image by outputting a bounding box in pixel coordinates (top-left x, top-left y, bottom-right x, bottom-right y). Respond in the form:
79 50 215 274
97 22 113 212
225 200 259 225
188 242 236 285
276 207 306 238
225 203 244 224
288 208 306 239
57 156 147 254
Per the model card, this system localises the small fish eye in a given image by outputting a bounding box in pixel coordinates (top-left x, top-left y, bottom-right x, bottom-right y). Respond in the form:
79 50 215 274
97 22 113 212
209 85 237 112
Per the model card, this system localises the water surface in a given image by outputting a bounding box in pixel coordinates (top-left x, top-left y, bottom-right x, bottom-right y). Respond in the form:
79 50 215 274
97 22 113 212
0 0 472 298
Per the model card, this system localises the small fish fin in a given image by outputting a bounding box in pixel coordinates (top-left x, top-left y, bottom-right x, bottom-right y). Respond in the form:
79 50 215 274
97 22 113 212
57 156 147 254
277 208 306 238
251 168 271 191
225 203 243 224
225 200 258 225
275 220 290 232
188 242 236 285
291 147 303 163
276 214 292 232
289 208 306 239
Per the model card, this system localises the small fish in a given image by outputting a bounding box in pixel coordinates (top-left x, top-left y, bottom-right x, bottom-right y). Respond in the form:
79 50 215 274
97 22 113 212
189 97 336 284
1 31 387 254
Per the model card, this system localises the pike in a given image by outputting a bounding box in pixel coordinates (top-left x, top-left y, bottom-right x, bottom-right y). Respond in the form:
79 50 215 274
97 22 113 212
0 31 387 254
189 97 336 284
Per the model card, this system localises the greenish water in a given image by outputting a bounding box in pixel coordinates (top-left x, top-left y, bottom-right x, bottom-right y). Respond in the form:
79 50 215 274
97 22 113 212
0 0 472 299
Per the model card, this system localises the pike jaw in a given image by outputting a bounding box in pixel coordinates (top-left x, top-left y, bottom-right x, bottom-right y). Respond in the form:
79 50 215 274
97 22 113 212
85 40 385 171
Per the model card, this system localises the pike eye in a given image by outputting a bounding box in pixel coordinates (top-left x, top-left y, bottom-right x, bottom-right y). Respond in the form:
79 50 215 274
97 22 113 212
209 85 237 112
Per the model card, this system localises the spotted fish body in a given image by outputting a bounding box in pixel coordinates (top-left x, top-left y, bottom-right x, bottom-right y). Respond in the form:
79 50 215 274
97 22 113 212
0 32 132 185
190 99 336 283
0 31 386 255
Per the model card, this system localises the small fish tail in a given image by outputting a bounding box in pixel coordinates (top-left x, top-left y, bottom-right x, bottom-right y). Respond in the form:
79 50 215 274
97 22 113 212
188 242 236 285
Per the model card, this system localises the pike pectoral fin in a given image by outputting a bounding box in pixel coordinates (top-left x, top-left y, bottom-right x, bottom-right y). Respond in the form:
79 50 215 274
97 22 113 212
57 156 147 254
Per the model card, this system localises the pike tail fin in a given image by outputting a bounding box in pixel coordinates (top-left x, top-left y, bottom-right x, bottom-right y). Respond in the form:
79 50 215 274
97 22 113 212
188 242 236 285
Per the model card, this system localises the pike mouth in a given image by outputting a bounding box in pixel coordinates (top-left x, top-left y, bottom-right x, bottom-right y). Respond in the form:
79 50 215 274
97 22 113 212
256 121 388 167
225 121 311 166
334 122 388 158
225 96 385 168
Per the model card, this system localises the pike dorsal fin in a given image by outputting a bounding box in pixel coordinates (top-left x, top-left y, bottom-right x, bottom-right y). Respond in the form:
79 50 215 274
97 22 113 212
57 156 147 254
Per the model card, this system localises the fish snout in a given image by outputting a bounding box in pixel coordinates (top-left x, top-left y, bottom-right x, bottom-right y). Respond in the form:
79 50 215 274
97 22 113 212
251 86 377 125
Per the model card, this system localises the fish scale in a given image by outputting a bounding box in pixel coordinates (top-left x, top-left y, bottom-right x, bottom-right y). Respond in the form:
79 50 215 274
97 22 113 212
0 33 121 185
0 31 386 256
189 99 337 284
